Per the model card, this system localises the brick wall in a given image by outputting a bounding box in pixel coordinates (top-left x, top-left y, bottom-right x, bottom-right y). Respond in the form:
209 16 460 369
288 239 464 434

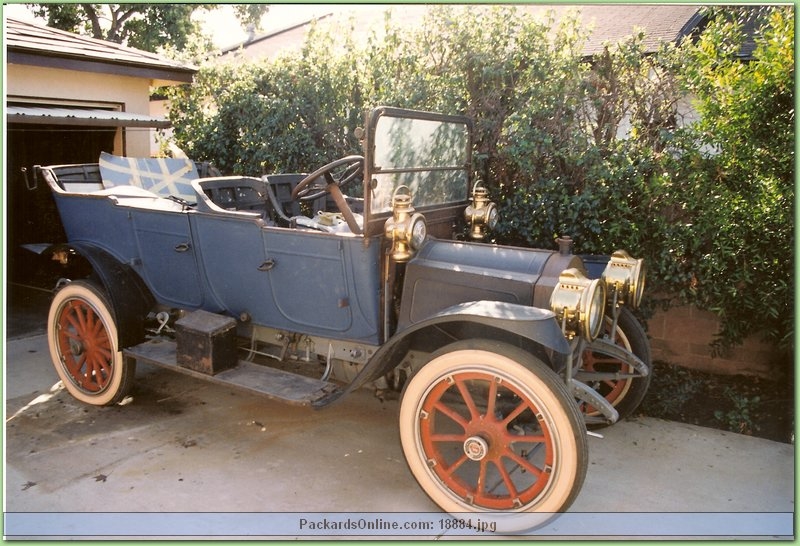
647 304 783 378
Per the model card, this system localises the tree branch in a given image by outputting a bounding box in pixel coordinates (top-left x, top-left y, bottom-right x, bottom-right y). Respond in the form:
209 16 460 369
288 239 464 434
80 4 103 39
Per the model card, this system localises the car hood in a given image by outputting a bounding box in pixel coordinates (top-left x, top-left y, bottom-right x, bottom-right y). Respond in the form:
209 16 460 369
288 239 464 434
397 238 584 328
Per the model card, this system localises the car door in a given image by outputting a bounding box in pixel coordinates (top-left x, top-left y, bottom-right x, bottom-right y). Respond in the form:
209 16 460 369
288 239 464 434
264 227 383 342
130 208 205 308
191 209 381 342
262 229 358 334
189 212 278 320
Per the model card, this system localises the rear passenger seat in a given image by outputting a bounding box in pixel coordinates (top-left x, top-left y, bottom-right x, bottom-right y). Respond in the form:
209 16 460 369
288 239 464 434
98 152 198 203
91 184 188 212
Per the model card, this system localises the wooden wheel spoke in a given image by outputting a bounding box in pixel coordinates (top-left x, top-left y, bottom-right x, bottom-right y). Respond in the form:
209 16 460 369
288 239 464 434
84 350 99 372
64 311 83 335
95 345 113 362
72 302 89 332
501 399 532 427
90 350 111 375
493 458 521 498
441 453 469 477
433 400 469 430
505 449 544 478
88 312 105 338
506 432 547 444
453 375 482 421
67 352 87 375
60 328 81 342
83 355 108 390
430 433 468 443
475 459 488 497
485 378 498 420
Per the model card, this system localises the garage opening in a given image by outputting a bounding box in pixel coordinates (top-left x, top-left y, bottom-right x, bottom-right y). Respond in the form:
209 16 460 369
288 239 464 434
6 103 170 286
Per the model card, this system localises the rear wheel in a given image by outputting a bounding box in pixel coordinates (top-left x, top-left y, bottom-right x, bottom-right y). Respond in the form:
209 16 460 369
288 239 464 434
399 340 587 524
47 280 135 405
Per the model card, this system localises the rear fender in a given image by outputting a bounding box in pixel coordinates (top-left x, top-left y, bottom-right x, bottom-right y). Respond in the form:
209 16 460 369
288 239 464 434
47 242 155 349
314 300 569 407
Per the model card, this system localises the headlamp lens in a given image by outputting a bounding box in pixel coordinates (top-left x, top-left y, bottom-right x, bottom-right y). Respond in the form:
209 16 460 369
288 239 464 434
602 250 645 308
550 268 606 340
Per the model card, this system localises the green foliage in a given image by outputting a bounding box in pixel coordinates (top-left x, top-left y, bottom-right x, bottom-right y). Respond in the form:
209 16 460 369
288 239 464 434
677 6 794 354
167 21 364 175
122 4 198 52
231 4 271 30
166 5 794 360
714 387 761 435
642 362 706 416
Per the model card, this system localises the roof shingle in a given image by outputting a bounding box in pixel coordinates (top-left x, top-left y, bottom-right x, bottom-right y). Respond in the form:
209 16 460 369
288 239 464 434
5 16 196 79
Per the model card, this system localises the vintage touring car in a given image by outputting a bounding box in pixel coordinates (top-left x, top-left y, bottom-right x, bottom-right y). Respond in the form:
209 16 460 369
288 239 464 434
33 106 650 521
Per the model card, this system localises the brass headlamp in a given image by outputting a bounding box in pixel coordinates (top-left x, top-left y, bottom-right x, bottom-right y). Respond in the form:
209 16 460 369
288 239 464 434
601 250 645 309
384 185 427 263
550 268 607 340
464 182 498 241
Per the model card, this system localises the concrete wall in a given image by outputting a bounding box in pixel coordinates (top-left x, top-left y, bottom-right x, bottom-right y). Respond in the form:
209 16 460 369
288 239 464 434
648 304 783 378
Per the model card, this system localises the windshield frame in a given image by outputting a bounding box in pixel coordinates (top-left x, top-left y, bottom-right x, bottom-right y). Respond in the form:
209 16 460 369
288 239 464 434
362 106 473 238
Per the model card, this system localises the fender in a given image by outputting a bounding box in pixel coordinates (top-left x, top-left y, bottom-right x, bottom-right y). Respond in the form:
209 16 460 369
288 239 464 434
313 300 570 408
47 242 155 349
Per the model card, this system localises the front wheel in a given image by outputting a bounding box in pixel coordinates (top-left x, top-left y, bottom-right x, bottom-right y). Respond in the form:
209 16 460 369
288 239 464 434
47 280 135 406
580 307 652 425
399 340 587 523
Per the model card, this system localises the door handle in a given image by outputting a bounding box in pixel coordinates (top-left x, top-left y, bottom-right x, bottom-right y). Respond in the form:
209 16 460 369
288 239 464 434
258 259 276 271
174 242 190 252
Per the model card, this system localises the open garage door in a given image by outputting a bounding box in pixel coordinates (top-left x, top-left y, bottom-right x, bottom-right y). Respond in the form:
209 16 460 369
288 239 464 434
6 104 170 286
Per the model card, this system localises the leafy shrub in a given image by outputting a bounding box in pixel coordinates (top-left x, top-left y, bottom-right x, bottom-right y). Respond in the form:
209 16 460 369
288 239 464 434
714 387 761 436
676 6 794 355
167 20 365 175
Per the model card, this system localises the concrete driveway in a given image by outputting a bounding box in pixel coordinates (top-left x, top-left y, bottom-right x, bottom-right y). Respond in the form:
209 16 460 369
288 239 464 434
3 329 794 539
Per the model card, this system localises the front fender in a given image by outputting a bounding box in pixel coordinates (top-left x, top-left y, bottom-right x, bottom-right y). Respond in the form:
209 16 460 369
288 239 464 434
313 300 569 408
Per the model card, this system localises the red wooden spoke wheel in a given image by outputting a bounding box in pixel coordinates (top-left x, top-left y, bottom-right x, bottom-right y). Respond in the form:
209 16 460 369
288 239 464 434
56 298 114 393
418 370 554 509
48 281 135 406
580 327 634 412
400 341 587 520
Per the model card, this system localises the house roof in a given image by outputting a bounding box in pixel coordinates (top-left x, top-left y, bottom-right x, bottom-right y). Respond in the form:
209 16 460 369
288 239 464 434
537 5 703 55
218 4 703 61
4 16 196 84
220 15 333 60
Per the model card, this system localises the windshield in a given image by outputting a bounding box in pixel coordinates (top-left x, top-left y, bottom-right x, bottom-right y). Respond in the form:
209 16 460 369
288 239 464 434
367 109 472 214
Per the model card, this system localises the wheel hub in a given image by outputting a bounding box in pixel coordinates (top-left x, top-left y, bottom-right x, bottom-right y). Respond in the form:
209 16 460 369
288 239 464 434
463 435 489 461
69 338 84 355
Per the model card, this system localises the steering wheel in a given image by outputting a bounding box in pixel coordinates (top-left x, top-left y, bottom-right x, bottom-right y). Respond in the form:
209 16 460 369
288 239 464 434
291 155 364 202
291 155 364 234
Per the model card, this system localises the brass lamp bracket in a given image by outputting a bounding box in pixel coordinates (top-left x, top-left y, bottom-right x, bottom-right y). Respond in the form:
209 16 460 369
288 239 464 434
601 250 646 309
464 181 498 241
384 185 427 263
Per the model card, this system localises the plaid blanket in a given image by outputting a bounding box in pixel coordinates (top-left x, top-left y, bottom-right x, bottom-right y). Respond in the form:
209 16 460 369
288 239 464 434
99 152 198 203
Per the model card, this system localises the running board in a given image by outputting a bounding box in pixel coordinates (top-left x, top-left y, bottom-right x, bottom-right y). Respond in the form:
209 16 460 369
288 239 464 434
123 339 340 406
